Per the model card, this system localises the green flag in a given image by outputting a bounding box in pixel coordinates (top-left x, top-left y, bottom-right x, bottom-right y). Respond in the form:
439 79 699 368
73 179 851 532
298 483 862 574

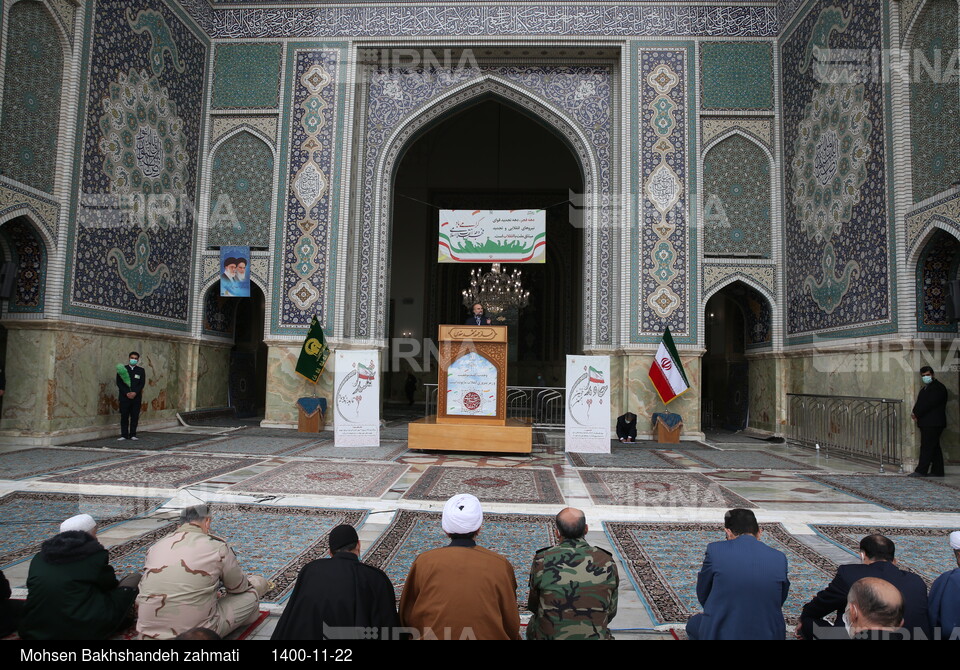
295 315 330 383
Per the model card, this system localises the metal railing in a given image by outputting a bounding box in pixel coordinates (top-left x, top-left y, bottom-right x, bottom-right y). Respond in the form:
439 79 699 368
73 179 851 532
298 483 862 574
786 393 903 472
424 384 566 428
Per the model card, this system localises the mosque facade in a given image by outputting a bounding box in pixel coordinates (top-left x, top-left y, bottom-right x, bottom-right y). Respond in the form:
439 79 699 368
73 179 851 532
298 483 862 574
0 0 956 467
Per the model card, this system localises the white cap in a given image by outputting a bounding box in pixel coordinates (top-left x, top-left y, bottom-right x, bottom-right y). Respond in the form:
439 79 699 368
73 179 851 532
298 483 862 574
442 493 483 534
60 514 96 534
950 531 960 550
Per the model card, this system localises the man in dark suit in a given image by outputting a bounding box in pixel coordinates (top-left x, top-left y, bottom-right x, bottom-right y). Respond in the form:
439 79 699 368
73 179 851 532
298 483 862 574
465 302 491 326
910 365 948 477
796 533 930 640
686 508 789 640
116 351 146 440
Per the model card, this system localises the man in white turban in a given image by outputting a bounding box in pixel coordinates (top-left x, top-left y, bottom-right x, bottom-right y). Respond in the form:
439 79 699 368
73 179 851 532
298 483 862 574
399 494 520 640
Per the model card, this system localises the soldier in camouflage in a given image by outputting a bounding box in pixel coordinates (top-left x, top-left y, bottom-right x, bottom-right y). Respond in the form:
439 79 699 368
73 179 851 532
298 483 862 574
136 505 270 640
526 507 619 640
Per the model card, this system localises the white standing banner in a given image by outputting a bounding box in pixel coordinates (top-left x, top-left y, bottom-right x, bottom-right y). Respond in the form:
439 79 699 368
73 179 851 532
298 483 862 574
334 350 380 447
564 355 611 453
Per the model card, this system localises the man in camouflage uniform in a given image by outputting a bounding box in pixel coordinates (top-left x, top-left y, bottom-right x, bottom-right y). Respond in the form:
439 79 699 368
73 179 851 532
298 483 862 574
526 507 619 639
136 505 270 639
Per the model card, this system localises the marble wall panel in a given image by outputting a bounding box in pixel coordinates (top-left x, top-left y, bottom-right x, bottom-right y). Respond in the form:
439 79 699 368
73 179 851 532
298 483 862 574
197 343 230 408
624 353 702 436
264 343 334 425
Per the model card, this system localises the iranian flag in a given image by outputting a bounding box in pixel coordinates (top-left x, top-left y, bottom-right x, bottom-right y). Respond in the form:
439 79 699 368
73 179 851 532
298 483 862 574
648 327 689 403
588 366 604 384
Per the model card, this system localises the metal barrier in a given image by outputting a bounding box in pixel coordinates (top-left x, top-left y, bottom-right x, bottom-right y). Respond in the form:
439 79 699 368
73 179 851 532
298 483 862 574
424 384 566 428
786 393 903 472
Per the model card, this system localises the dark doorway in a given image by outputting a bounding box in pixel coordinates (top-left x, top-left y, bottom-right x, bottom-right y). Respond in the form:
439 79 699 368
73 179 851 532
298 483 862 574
389 97 584 400
229 283 267 418
703 289 749 432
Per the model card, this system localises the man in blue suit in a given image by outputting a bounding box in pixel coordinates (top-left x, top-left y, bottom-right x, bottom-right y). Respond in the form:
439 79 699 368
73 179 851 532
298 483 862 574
796 534 930 640
686 508 789 640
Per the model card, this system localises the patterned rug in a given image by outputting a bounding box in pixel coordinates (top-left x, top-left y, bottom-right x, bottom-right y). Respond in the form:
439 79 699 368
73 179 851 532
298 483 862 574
0 448 133 479
173 435 319 457
812 524 959 585
703 431 770 444
223 461 408 498
295 441 409 461
604 522 837 625
401 466 564 505
232 427 331 440
363 509 554 610
579 471 756 508
65 432 214 450
566 447 682 469
43 454 261 488
678 449 820 471
803 474 960 512
107 503 367 602
0 492 164 567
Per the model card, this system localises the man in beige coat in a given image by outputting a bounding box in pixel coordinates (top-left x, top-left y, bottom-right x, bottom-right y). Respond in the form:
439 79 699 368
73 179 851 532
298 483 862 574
136 505 269 639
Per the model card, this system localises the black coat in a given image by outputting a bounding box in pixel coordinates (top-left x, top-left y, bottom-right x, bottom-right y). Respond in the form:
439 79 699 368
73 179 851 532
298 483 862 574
799 561 931 640
272 552 399 640
913 379 948 427
116 365 146 398
19 531 136 640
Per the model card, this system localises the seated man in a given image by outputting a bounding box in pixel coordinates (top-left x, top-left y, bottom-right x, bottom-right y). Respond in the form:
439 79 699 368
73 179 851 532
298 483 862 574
615 412 637 443
0 570 21 638
797 533 930 640
929 531 960 640
527 508 619 639
137 505 269 639
19 514 139 640
272 524 399 639
845 577 905 640
686 508 789 640
400 493 520 640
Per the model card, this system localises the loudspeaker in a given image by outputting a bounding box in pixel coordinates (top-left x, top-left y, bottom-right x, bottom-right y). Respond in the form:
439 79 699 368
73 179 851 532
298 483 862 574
0 262 15 299
946 279 960 322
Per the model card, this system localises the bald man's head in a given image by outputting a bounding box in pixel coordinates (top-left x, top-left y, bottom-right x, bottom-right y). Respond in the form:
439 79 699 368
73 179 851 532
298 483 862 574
848 577 904 633
556 508 587 540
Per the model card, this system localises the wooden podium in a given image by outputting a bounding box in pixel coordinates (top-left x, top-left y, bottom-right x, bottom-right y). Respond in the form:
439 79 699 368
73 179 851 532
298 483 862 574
409 325 532 453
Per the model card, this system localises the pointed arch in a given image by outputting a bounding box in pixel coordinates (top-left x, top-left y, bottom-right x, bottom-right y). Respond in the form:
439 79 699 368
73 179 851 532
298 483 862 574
358 74 600 341
0 211 49 313
205 129 277 249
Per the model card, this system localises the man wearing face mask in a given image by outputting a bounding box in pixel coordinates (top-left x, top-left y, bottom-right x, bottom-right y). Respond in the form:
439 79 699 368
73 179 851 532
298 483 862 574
116 352 145 441
910 365 948 478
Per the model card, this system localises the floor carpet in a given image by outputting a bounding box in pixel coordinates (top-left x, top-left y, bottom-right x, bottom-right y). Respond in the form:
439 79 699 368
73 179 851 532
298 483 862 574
566 447 682 469
294 441 409 461
703 431 770 444
803 474 960 512
678 449 820 471
173 435 319 456
43 454 261 488
604 521 838 625
811 524 959 584
401 466 565 505
107 503 368 602
0 491 164 567
362 509 555 610
223 461 408 498
231 427 332 440
0 448 133 479
579 471 757 508
65 432 215 450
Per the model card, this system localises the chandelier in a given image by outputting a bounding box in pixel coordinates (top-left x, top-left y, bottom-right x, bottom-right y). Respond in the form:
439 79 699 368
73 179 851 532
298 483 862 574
461 263 530 316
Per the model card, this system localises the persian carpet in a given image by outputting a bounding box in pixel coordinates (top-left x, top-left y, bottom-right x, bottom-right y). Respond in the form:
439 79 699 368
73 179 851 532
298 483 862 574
803 474 960 512
0 448 133 479
223 461 408 498
604 521 837 625
401 466 565 505
579 470 756 508
678 449 820 471
172 435 319 456
566 447 682 469
362 509 555 610
107 503 368 602
43 454 261 488
0 491 164 567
